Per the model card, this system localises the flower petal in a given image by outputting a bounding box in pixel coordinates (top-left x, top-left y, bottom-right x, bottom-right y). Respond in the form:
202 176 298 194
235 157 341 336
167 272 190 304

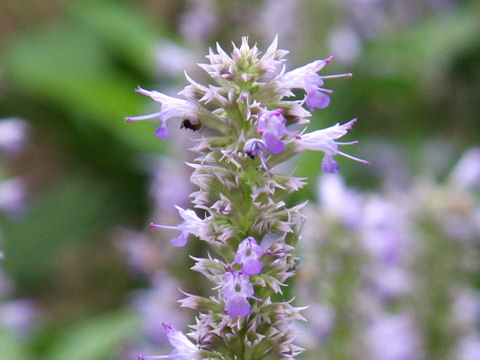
306 90 330 110
322 154 339 173
171 232 188 247
263 132 285 154
226 296 251 318
242 258 263 275
155 123 169 139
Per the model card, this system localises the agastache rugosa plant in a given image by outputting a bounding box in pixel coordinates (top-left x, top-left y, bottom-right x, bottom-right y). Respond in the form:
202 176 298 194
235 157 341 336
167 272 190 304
126 36 366 360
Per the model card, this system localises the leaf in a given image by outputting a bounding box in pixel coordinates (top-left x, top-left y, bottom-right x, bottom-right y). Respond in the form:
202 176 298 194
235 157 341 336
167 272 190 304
0 328 33 360
46 309 139 360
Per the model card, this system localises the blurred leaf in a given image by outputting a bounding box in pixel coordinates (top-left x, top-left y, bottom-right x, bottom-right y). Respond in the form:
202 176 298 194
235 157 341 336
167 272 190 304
363 5 480 82
1 2 165 153
71 0 162 74
46 309 139 360
1 176 123 288
0 328 33 360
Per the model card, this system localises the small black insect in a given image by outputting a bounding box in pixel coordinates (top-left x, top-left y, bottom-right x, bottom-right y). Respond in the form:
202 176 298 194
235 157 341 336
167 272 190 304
180 119 202 132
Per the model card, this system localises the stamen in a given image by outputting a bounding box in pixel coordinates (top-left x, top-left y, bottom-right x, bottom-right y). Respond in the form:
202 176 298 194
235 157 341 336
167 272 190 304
149 222 178 230
318 87 334 94
321 73 353 79
138 355 169 360
336 141 359 145
338 151 369 165
125 112 162 122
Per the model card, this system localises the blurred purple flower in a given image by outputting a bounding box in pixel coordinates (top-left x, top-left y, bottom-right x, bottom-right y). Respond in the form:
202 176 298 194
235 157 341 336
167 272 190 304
450 148 480 189
258 0 300 50
179 0 218 46
361 197 411 264
133 273 187 343
456 335 480 360
0 117 28 158
155 41 196 77
328 25 362 65
147 157 191 214
317 174 363 229
368 265 412 299
234 237 263 275
306 303 335 341
365 314 420 360
0 299 37 338
117 230 159 274
0 178 26 217
452 289 480 329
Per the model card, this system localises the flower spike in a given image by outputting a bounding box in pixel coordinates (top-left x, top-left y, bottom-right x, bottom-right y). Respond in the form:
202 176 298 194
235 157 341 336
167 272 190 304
127 36 364 360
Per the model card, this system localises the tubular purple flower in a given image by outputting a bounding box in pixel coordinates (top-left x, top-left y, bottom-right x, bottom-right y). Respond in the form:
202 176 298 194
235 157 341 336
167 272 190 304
296 119 368 173
125 87 198 139
278 56 352 111
150 206 205 247
257 109 300 154
222 271 255 318
234 237 263 275
138 322 199 360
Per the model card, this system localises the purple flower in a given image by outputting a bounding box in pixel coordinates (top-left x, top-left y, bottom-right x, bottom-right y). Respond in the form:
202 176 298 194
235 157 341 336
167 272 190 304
278 57 352 110
222 271 255 318
179 0 218 46
317 174 363 229
138 322 199 360
0 178 26 217
234 237 263 275
456 335 480 360
0 299 38 338
0 117 28 158
257 109 300 154
125 87 197 139
296 119 368 173
133 273 187 343
305 304 335 341
361 197 409 264
364 314 420 360
450 147 480 189
150 206 205 247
